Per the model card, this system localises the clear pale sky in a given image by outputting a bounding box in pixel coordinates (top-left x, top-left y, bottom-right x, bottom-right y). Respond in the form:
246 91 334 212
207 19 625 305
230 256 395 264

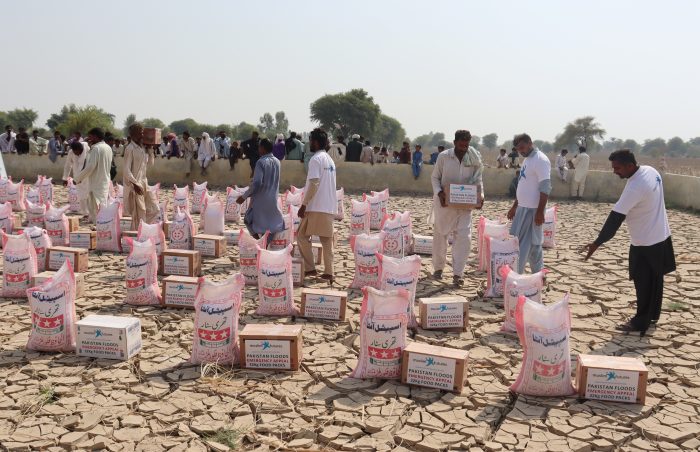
5 0 699 143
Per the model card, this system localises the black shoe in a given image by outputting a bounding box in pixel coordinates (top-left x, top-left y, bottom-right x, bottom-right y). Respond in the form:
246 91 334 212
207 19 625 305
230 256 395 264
615 321 647 337
432 270 443 280
453 275 464 287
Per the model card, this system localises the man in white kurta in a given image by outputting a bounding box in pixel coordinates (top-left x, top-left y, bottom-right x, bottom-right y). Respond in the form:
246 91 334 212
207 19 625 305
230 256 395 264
555 149 569 182
74 129 112 221
571 146 590 199
430 130 484 286
63 141 89 215
178 132 196 177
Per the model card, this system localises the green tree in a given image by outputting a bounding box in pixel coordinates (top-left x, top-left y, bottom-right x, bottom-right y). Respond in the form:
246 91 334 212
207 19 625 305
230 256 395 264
141 117 165 129
412 131 449 149
470 136 480 148
47 104 78 130
481 133 498 150
231 122 258 141
258 112 275 137
374 114 406 148
123 113 137 135
274 111 289 136
621 139 640 152
5 108 38 130
554 116 606 151
533 140 553 153
0 111 7 128
168 118 200 135
55 105 116 136
640 138 667 156
257 111 289 139
666 137 686 156
310 88 382 138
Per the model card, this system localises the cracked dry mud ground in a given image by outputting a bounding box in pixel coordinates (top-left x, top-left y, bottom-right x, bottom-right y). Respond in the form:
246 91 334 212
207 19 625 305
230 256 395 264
1 189 699 452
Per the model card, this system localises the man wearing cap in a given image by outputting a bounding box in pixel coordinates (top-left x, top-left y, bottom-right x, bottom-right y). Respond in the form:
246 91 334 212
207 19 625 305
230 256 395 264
506 133 551 274
345 134 362 162
431 130 484 286
582 149 675 337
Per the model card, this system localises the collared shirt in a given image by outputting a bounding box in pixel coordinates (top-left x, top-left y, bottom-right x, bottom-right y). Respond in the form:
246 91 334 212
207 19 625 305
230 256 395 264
360 146 374 163
431 147 484 196
215 136 231 158
555 155 567 169
178 137 196 159
48 137 63 162
572 152 590 179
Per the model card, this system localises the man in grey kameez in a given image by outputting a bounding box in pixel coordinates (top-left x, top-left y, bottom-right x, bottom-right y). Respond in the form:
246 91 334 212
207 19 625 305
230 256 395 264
507 133 551 274
237 138 284 238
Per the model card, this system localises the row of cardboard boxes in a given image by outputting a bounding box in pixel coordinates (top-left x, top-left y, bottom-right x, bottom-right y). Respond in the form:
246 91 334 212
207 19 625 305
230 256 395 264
79 314 647 403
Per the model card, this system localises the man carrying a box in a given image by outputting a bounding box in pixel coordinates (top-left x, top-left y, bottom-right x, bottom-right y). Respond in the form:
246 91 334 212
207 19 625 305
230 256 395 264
298 128 337 282
430 129 484 287
507 133 551 274
582 150 676 337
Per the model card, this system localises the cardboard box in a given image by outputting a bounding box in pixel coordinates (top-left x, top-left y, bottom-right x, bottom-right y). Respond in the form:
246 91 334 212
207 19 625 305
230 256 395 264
69 230 96 250
143 128 162 145
67 216 81 232
13 216 23 229
292 242 322 265
76 315 142 360
46 246 89 273
444 184 480 209
401 342 469 393
161 250 201 277
239 324 303 371
418 296 469 331
120 217 133 231
575 354 648 404
300 288 347 321
193 234 227 257
31 271 85 298
161 275 200 309
223 229 240 245
412 234 433 255
291 258 304 287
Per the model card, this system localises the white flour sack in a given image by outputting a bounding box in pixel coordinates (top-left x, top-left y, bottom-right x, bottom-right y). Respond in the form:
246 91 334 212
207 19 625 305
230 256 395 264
148 183 161 204
38 177 53 203
27 186 42 205
26 259 77 352
124 238 161 306
108 179 116 200
485 236 520 298
66 178 80 213
239 229 269 285
377 253 421 328
478 217 509 272
255 244 298 316
0 176 11 203
289 185 303 194
350 199 371 236
511 294 575 396
543 206 558 249
137 220 167 255
155 199 169 223
115 183 124 205
288 204 301 235
276 195 285 215
380 212 412 258
235 185 250 214
500 265 548 333
225 187 244 223
200 194 225 235
335 187 345 221
169 206 195 250
363 193 383 230
45 203 71 246
96 198 122 252
191 273 245 365
2 232 38 298
284 189 304 209
191 181 208 214
24 226 52 272
0 202 16 234
349 232 385 289
270 213 294 251
7 179 26 212
172 184 190 214
351 287 409 379
25 200 47 228
371 188 390 218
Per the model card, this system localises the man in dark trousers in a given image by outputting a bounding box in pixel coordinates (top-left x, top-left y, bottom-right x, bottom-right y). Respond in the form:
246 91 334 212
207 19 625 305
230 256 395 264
582 149 676 337
241 131 260 176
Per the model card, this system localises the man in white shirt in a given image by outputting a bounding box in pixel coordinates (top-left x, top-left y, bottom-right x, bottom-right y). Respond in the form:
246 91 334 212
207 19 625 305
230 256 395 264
74 128 112 221
63 141 89 215
215 131 231 159
0 125 16 153
297 128 337 282
431 130 484 286
29 130 48 156
570 146 590 199
496 148 509 168
198 132 217 176
555 149 569 182
583 150 675 337
327 136 346 164
506 133 551 274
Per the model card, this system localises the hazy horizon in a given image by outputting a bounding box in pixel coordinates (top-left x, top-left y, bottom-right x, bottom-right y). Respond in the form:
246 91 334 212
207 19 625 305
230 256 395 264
3 0 699 143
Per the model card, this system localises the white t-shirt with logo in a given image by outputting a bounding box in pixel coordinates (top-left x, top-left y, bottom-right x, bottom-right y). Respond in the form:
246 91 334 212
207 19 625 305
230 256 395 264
516 149 551 209
613 165 671 246
305 151 337 214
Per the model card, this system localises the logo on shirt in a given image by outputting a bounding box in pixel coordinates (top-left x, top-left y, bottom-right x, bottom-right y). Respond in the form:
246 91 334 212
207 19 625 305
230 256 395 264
654 175 661 191
518 165 527 182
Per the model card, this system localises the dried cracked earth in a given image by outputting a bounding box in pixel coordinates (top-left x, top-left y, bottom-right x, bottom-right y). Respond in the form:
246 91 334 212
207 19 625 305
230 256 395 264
1 187 699 452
